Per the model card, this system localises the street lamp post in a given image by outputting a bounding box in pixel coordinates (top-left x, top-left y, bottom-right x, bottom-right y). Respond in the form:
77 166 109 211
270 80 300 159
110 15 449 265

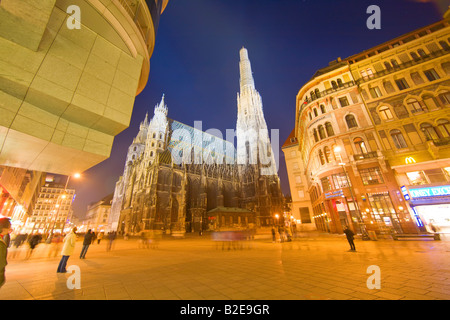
333 147 369 240
49 173 80 236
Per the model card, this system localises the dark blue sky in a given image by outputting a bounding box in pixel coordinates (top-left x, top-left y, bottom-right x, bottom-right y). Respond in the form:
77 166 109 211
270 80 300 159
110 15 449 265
70 0 445 218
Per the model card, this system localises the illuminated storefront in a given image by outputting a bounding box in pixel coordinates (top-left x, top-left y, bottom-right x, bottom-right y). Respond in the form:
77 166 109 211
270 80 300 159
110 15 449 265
402 185 450 233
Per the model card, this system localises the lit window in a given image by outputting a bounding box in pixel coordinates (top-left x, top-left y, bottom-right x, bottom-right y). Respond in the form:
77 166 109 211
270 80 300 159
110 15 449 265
359 167 384 185
379 106 394 120
369 86 382 98
420 123 440 141
353 137 368 154
437 119 450 137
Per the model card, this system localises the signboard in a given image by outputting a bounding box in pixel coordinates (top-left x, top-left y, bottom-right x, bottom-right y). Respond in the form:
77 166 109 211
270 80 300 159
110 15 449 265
325 189 344 199
409 185 450 198
400 186 410 201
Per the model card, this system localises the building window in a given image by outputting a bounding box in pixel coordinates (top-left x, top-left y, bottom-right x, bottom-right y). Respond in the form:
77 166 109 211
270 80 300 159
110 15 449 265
318 125 326 139
439 40 450 51
318 150 325 165
368 193 395 217
391 59 400 68
337 78 343 87
331 81 338 89
395 78 409 90
320 104 326 114
420 122 440 141
345 114 358 129
379 106 394 120
321 177 331 192
417 49 427 58
353 137 368 154
315 88 320 99
324 146 331 163
438 91 450 105
366 68 374 78
406 98 425 113
390 129 408 148
313 129 319 142
410 52 420 61
369 86 382 98
325 122 334 136
424 168 447 183
423 69 440 81
359 167 384 185
339 96 350 107
437 119 450 137
384 61 392 70
313 108 318 117
331 172 350 188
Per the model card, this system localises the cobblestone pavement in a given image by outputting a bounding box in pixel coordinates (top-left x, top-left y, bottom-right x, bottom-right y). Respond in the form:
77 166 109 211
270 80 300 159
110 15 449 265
0 232 449 302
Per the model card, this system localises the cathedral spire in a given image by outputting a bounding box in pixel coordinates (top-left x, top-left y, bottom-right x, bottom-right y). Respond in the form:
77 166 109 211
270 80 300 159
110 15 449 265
239 47 255 89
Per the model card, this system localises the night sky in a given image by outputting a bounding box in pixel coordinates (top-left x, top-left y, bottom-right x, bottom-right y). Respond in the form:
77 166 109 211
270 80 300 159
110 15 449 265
69 0 446 219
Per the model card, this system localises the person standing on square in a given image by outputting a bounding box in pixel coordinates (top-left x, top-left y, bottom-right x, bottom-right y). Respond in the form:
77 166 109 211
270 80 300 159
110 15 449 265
57 227 77 273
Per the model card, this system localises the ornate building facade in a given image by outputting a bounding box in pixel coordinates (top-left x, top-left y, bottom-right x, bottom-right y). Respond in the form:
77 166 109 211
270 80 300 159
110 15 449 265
286 8 450 235
109 48 283 234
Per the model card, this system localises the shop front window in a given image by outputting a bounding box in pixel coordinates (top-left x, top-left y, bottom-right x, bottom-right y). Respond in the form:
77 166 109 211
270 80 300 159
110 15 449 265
406 171 428 185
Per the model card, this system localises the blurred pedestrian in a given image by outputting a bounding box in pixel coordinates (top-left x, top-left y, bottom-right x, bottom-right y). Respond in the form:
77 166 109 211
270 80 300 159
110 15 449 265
80 229 94 259
97 232 103 244
106 231 116 251
26 233 42 259
57 227 77 273
0 218 12 288
343 226 356 251
48 233 62 258
271 227 276 243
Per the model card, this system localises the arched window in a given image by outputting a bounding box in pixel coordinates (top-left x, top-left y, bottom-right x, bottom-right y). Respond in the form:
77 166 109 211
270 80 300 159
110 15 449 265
308 112 312 120
353 137 368 154
152 133 156 138
420 123 440 141
379 106 394 120
318 150 325 165
331 81 338 89
310 91 316 100
345 114 358 129
406 98 424 113
320 104 326 114
324 146 331 163
337 78 343 87
315 88 320 99
390 129 408 149
437 119 450 137
318 125 326 140
325 122 334 136
313 108 318 117
159 133 163 139
150 151 154 157
313 129 319 142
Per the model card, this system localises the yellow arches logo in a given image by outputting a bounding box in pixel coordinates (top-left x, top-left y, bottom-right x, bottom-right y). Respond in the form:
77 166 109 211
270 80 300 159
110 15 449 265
405 157 416 164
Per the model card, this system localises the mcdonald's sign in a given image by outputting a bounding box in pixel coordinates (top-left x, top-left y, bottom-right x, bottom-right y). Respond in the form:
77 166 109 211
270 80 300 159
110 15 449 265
405 157 416 164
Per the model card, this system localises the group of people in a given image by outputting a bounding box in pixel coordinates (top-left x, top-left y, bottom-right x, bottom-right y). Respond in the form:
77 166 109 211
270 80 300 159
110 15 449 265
271 225 294 243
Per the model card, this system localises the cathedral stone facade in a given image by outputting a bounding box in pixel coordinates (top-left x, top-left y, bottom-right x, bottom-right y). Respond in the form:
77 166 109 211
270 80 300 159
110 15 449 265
109 48 283 235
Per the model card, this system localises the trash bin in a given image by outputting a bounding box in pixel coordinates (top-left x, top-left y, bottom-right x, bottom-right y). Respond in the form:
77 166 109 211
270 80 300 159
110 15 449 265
368 231 377 241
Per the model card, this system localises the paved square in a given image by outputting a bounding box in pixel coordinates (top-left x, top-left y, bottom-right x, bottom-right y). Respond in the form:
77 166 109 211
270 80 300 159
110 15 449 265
1 232 449 301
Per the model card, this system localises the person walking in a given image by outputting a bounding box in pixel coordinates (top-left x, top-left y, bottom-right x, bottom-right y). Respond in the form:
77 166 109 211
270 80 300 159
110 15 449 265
26 233 42 259
80 229 94 259
343 226 356 251
97 232 103 244
0 218 12 289
271 227 276 243
57 227 77 273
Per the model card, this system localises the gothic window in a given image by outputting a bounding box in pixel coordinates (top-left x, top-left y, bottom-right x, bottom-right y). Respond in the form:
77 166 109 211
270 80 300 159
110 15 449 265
150 151 154 157
159 133 163 139
353 137 368 154
379 106 394 120
437 119 450 137
151 142 155 147
345 114 358 129
390 129 408 148
420 123 440 141
318 125 326 140
152 133 156 138
325 122 334 136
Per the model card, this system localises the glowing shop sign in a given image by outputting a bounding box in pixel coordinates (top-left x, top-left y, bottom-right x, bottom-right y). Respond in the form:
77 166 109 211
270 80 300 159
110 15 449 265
409 185 450 198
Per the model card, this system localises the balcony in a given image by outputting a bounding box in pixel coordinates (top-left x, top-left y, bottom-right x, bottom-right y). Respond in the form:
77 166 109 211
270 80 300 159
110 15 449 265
353 151 379 161
355 48 450 85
